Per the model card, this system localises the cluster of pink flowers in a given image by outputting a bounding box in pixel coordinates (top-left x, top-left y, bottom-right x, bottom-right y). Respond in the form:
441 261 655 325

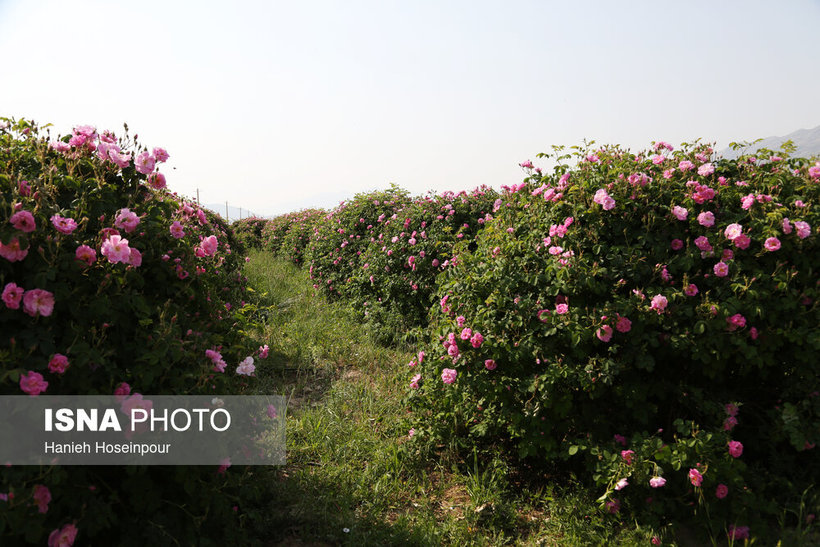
2 283 55 317
205 349 227 372
593 188 616 211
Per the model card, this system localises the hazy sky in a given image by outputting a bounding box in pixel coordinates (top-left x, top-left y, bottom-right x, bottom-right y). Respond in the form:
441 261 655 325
2 0 819 216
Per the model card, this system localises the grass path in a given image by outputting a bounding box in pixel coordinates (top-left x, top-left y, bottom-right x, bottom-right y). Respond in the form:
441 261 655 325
237 251 660 546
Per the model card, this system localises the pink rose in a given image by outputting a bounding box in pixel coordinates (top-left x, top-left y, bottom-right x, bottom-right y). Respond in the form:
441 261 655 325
678 160 694 171
649 476 666 488
621 449 635 464
50 215 78 234
723 416 738 431
733 234 751 250
672 206 688 220
724 223 743 241
596 325 613 342
726 313 746 331
650 295 668 314
200 235 218 256
670 238 684 250
114 382 131 402
764 237 781 251
615 316 632 333
2 282 24 309
170 221 185 239
688 468 703 487
684 283 698 296
20 371 48 396
697 211 715 227
33 484 51 513
713 262 729 277
114 208 140 233
48 354 70 374
9 210 36 232
484 359 497 371
728 440 743 458
715 484 728 499
555 303 569 315
460 328 472 341
470 332 484 348
695 236 712 252
258 344 269 358
441 368 457 384
148 172 167 189
782 218 793 234
794 221 811 239
23 289 55 317
236 356 255 376
697 162 715 176
409 374 421 389
101 235 131 264
134 151 156 174
153 147 170 162
0 236 28 262
75 244 97 266
48 523 78 547
128 248 142 267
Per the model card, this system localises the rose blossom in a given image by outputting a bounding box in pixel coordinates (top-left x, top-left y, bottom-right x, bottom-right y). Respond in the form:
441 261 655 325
23 289 54 317
596 325 613 342
48 523 78 547
650 295 668 314
484 359 497 370
688 468 703 486
615 316 631 333
20 371 48 396
728 440 743 458
9 210 36 232
48 354 70 374
715 484 728 499
0 236 28 262
33 484 51 513
733 234 751 249
51 215 78 234
75 245 96 265
114 208 140 233
649 476 666 488
764 237 781 251
2 282 24 309
697 211 715 227
441 368 457 384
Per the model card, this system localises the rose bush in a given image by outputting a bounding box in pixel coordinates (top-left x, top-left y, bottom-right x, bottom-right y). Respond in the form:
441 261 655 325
406 141 819 536
0 117 267 544
230 216 268 251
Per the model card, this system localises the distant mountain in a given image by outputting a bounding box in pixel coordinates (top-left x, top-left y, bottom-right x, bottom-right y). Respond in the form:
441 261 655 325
720 124 820 159
201 203 265 223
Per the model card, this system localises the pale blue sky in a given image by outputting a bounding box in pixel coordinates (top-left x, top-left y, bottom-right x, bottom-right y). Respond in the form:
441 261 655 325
2 0 819 216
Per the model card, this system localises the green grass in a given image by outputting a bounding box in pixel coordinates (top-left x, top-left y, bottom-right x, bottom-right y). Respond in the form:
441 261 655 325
234 252 690 546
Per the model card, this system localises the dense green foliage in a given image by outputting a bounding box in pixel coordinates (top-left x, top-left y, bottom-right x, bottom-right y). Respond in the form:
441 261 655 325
406 141 819 538
0 118 266 544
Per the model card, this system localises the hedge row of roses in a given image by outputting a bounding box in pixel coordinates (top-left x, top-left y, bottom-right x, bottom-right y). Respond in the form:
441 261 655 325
404 141 819 541
250 184 502 341
1 118 268 544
